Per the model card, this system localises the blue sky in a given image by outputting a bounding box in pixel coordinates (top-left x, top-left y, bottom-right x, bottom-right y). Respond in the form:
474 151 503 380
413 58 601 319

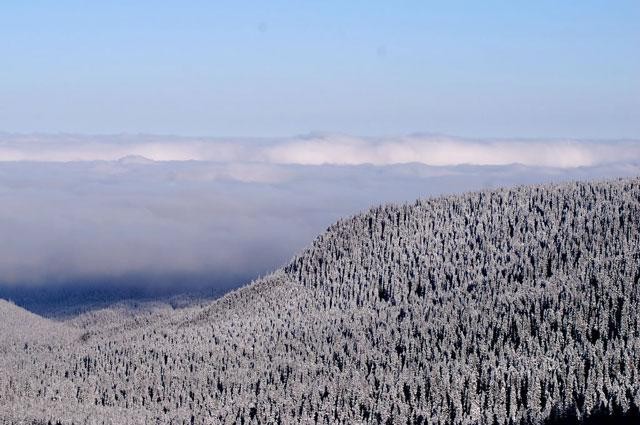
1 1 638 138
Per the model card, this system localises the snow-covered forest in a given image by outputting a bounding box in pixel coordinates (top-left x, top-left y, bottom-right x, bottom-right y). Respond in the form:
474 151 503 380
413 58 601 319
1 177 639 424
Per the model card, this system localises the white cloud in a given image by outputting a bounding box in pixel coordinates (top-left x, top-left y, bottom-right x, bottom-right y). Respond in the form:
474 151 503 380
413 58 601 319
264 135 640 168
1 133 639 168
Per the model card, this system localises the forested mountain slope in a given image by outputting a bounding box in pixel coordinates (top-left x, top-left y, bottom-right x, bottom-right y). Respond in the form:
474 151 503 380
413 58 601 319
1 178 640 424
0 299 79 351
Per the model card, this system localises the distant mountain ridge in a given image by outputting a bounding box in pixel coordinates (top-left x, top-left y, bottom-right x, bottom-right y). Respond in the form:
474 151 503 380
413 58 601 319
1 177 640 424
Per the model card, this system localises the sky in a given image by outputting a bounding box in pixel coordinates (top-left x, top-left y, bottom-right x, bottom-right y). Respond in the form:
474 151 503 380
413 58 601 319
1 1 638 138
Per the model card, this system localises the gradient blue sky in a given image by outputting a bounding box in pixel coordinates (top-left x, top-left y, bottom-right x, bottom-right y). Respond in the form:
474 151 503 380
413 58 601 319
1 1 638 138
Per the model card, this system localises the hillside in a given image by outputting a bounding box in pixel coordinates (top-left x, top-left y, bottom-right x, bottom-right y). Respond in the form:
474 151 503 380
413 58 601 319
0 299 79 351
1 178 640 424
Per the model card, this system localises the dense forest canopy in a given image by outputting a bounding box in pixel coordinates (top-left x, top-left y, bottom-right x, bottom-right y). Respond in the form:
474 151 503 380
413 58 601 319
1 177 639 424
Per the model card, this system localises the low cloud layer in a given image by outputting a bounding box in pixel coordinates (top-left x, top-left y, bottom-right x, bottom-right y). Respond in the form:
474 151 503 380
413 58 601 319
263 136 640 168
0 134 639 290
2 133 639 168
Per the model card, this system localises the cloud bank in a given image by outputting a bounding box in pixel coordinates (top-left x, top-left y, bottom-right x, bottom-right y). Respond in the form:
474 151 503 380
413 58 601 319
1 133 639 168
0 134 638 294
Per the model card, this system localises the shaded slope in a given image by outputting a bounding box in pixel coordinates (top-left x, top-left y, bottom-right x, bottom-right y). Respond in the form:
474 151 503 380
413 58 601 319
1 178 640 424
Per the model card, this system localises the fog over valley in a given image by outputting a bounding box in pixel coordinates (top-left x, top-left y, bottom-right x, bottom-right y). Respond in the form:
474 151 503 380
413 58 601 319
1 134 639 315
